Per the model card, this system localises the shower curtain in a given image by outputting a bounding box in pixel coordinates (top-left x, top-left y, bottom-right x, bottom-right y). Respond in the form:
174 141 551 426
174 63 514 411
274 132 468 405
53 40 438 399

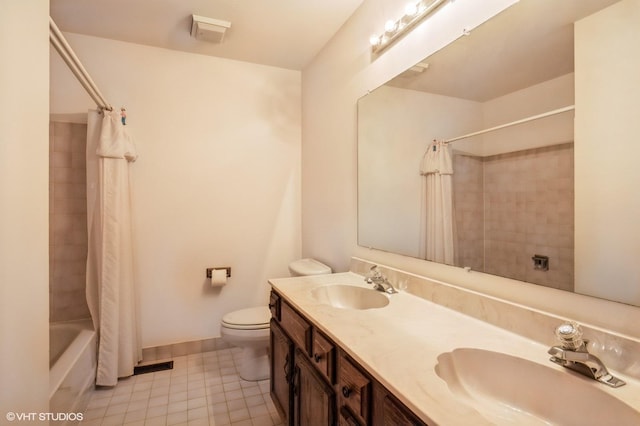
86 109 142 386
420 141 455 265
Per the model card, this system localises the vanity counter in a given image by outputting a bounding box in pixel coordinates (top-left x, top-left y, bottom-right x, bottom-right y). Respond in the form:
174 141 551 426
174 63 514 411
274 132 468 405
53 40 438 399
269 272 640 425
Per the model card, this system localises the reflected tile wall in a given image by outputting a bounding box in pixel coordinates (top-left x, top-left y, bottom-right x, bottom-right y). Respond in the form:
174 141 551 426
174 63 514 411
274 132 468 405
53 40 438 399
453 143 574 291
452 154 484 271
49 121 91 322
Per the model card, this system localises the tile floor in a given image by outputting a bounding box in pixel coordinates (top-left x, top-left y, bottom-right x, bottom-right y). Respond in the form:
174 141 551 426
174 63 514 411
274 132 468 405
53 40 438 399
81 347 284 426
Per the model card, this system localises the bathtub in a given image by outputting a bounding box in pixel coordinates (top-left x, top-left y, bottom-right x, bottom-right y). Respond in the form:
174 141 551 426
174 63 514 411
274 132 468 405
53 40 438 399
49 319 96 416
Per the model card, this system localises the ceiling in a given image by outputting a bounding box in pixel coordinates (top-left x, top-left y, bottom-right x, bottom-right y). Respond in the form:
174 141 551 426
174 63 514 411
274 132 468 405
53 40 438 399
387 0 620 102
50 0 364 70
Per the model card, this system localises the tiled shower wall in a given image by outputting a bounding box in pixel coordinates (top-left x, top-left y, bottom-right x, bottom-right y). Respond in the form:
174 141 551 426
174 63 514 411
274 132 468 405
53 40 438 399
49 121 91 322
453 143 574 292
452 154 484 272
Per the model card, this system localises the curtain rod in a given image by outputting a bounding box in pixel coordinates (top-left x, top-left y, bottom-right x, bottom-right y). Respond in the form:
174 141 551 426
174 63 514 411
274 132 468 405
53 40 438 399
443 105 575 144
49 17 112 111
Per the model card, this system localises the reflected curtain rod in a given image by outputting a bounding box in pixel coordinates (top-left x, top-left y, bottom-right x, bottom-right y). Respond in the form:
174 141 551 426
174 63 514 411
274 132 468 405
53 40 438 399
49 17 112 111
443 105 575 144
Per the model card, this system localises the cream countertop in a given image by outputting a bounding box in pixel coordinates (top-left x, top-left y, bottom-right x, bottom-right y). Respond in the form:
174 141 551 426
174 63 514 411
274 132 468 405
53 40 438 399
269 272 640 426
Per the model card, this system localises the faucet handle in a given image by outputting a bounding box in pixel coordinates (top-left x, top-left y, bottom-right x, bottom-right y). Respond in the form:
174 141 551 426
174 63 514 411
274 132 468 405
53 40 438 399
368 265 383 278
555 321 585 350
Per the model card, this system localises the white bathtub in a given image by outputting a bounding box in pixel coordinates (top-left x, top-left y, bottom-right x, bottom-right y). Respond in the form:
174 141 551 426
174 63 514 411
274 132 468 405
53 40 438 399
49 319 96 415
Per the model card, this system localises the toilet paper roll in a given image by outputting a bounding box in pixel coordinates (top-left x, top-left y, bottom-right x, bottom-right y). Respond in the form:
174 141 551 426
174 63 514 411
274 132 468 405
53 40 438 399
210 269 227 287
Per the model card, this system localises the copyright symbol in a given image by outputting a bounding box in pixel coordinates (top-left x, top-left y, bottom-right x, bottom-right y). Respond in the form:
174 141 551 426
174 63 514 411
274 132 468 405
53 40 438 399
6 412 16 421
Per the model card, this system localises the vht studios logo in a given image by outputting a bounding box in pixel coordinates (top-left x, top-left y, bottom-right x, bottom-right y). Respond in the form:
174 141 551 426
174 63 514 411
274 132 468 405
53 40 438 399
5 412 84 422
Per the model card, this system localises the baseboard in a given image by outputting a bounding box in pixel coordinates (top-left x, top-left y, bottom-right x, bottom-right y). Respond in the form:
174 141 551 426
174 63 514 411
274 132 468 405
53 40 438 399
141 337 232 363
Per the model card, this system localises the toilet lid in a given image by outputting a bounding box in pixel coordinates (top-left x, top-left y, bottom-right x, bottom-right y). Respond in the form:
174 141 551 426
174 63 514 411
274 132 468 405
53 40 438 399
222 306 270 329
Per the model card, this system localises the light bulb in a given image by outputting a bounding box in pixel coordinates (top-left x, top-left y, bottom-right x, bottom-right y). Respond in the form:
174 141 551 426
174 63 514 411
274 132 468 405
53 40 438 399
384 20 396 33
369 35 380 46
405 2 418 16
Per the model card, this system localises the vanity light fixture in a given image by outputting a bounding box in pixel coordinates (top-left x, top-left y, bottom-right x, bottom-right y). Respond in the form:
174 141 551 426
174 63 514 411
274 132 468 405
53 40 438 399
370 0 447 55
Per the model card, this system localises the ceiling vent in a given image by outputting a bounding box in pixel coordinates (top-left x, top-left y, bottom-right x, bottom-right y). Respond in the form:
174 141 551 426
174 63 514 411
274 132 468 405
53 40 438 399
190 15 231 44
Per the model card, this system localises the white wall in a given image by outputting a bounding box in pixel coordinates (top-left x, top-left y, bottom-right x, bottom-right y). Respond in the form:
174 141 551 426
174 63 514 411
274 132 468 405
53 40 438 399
0 0 50 415
51 34 301 347
301 0 640 336
575 0 640 306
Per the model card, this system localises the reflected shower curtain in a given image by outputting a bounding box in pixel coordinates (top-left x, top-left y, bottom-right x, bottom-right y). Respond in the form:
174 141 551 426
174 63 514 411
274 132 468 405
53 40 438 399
420 141 455 265
86 109 142 386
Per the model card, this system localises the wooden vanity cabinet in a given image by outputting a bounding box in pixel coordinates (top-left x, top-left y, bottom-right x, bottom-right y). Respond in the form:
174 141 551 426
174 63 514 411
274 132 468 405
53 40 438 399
270 290 427 426
271 293 336 426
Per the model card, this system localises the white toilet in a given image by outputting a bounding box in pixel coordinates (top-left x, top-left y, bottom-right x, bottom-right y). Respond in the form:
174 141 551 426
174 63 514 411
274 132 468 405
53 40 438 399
220 258 332 381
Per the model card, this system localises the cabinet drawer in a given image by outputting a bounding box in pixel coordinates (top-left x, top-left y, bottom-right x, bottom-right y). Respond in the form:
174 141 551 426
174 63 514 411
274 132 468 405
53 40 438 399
382 394 426 426
311 329 335 383
337 352 371 425
269 291 281 321
280 301 312 355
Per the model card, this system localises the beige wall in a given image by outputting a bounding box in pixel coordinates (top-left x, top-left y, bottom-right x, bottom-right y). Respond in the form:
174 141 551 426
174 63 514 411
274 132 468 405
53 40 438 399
51 34 302 347
0 0 50 415
575 0 640 306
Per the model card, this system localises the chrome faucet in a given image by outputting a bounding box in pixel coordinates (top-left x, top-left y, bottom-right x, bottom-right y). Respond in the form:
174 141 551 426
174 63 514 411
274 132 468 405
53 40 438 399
548 322 625 387
364 265 398 294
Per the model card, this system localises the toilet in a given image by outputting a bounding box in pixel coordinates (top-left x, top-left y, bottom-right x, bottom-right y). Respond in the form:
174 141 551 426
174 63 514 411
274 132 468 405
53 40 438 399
220 258 332 381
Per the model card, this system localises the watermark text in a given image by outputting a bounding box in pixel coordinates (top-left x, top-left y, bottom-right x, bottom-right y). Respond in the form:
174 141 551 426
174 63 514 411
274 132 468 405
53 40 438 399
5 412 84 422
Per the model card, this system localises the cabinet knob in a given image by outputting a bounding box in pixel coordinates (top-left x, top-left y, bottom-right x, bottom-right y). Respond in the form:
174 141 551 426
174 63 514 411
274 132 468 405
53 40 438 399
342 386 351 398
314 353 322 363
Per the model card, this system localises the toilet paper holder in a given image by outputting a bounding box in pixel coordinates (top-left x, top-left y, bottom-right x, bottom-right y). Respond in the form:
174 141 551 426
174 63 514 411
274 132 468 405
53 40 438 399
206 267 231 279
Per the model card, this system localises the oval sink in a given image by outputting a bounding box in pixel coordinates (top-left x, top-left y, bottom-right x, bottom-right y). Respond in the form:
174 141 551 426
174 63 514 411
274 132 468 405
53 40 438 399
435 348 640 425
311 284 389 310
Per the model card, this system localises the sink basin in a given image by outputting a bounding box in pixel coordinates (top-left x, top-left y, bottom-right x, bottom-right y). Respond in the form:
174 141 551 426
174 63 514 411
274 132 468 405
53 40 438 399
435 348 640 425
311 284 389 310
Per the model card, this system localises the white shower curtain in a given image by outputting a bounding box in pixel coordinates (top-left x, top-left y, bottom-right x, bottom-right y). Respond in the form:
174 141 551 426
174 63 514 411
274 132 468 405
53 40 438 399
420 141 455 265
86 109 142 386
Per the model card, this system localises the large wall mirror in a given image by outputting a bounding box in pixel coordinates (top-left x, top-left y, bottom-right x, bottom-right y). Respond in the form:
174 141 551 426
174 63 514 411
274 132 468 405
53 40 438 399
358 0 640 307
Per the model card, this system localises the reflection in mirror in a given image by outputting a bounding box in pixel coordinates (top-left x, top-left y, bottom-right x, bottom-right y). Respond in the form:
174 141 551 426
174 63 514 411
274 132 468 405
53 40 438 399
358 0 639 306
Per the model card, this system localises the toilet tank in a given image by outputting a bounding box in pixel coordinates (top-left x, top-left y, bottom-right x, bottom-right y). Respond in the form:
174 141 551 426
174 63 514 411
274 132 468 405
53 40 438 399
288 258 332 277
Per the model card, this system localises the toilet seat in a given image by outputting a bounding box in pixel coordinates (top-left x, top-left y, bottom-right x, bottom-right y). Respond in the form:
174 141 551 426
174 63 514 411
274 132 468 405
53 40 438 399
222 306 270 330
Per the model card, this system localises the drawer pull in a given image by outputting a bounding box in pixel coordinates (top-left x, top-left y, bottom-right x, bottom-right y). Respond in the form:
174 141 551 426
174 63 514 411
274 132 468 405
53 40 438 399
268 302 276 309
314 353 322 363
342 386 351 398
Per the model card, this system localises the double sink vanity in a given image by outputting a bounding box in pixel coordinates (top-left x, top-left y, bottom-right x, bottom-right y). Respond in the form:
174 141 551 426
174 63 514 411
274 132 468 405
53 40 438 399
268 260 640 425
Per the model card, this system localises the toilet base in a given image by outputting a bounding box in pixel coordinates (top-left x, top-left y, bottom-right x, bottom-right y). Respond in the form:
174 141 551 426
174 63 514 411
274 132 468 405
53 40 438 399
238 345 270 381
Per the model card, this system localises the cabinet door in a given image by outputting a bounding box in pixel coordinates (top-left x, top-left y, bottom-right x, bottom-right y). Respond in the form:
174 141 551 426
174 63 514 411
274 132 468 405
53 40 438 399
293 348 335 426
270 319 293 424
269 291 281 321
